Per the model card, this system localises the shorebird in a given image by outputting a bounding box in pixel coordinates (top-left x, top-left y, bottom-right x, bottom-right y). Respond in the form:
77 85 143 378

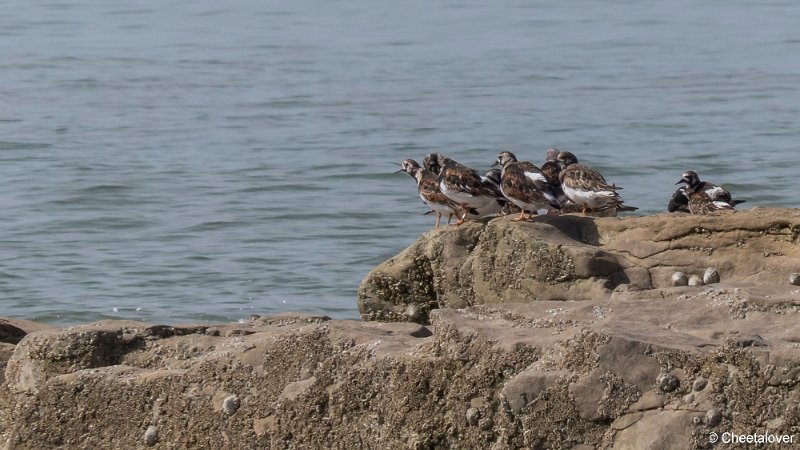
397 159 469 228
674 170 744 215
423 153 504 224
556 150 637 214
494 151 562 221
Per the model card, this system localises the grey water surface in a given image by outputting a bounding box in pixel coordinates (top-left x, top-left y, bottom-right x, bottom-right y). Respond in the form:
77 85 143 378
1 0 799 325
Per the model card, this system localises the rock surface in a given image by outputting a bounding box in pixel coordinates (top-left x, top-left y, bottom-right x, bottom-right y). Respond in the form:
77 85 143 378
0 207 798 449
358 207 800 323
1 297 799 449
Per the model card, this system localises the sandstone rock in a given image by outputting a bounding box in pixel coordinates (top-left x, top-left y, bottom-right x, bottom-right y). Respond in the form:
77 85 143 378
0 291 795 449
688 275 704 286
705 408 722 427
611 410 694 449
703 267 721 284
359 208 800 322
144 426 158 446
500 369 568 413
693 377 708 391
671 272 688 286
656 372 679 393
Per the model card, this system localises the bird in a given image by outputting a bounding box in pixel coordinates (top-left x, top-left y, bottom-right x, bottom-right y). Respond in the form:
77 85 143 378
396 159 470 228
667 186 691 213
494 151 563 221
556 151 636 214
423 153 504 224
539 153 569 212
674 170 744 215
479 168 519 216
545 147 561 162
671 171 744 214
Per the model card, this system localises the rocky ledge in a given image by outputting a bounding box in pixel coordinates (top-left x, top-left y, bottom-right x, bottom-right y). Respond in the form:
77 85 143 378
1 208 799 449
358 207 800 323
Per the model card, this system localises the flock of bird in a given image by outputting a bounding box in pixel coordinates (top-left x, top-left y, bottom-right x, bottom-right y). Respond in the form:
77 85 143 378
396 148 744 228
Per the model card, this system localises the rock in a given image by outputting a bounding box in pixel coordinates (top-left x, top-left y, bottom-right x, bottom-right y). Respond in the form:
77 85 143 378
0 318 57 345
500 369 568 413
628 391 665 412
611 410 694 449
790 273 800 286
705 408 722 427
692 378 708 392
703 267 720 284
144 426 158 446
222 395 240 415
671 272 688 286
465 407 480 426
688 275 704 287
359 208 800 322
656 373 679 393
0 302 797 449
611 412 643 430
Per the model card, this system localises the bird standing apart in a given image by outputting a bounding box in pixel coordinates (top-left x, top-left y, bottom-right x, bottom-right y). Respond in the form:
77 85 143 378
672 171 744 214
494 151 562 221
423 153 504 224
556 151 635 214
397 159 467 228
674 170 743 215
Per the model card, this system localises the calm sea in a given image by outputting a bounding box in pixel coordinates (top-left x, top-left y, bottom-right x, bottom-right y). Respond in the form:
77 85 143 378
1 1 799 326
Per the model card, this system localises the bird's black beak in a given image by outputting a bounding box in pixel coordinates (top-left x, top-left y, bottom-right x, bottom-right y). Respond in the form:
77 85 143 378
393 168 404 174
675 179 685 185
491 160 499 168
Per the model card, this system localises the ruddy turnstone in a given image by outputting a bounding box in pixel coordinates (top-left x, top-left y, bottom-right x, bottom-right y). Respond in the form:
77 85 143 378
674 170 743 215
494 151 563 221
482 168 519 216
667 186 691 213
539 159 568 211
423 153 504 224
667 170 744 214
556 151 636 214
397 159 469 228
545 147 561 162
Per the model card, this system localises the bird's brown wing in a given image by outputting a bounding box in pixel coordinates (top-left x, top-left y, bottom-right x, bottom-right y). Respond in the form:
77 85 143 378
560 164 620 191
418 177 459 208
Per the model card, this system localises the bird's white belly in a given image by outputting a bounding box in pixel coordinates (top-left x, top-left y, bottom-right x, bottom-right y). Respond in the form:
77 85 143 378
421 194 457 214
463 200 503 219
441 182 493 208
563 186 616 209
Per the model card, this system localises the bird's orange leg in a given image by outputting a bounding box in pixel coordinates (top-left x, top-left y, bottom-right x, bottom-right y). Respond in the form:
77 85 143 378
455 204 471 225
512 209 526 222
434 213 441 228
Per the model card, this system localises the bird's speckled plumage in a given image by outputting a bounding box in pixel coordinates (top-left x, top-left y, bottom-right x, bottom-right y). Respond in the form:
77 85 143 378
671 171 744 214
675 170 742 215
556 151 635 213
398 159 465 228
423 153 504 223
495 151 562 221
